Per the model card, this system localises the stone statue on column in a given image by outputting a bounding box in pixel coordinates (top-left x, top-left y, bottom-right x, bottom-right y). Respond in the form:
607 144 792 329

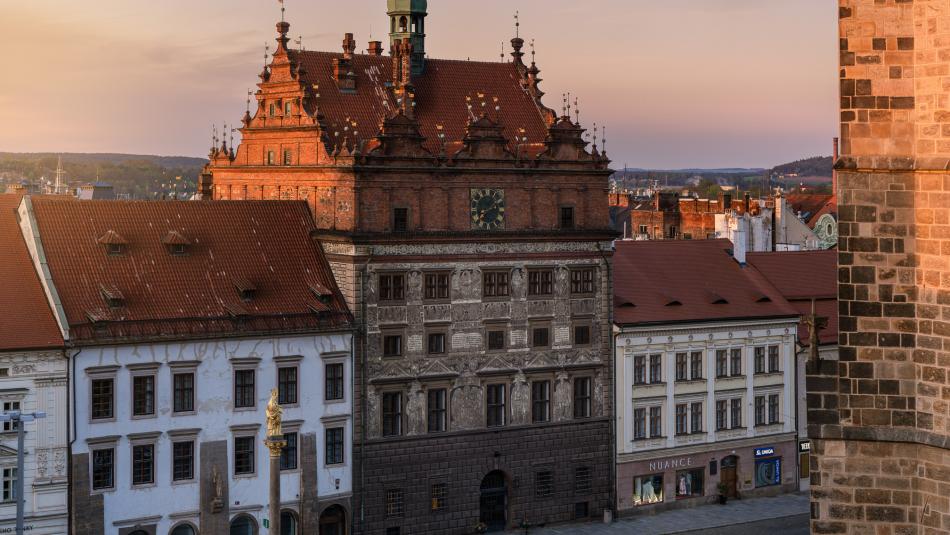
265 388 286 535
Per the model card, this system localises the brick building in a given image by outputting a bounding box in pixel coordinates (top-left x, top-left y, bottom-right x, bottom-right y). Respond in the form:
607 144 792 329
809 1 950 534
621 192 756 241
204 2 616 533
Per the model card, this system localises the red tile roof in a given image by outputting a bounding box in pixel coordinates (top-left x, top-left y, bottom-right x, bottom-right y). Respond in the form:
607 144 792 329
295 51 552 154
784 194 836 228
0 195 63 350
613 239 799 326
29 199 351 344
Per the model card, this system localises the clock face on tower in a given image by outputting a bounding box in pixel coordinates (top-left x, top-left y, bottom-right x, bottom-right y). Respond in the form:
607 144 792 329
470 188 506 230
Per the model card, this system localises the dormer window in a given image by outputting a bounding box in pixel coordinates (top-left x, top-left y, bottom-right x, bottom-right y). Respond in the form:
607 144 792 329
233 278 257 303
107 244 124 256
99 284 125 309
309 282 334 306
97 230 128 256
162 231 190 256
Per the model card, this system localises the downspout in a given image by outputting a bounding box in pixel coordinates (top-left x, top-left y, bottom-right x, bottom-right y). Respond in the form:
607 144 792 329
596 241 616 521
358 248 373 534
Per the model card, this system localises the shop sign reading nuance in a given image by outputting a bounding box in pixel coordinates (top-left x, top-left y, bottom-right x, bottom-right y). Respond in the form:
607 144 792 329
648 456 694 472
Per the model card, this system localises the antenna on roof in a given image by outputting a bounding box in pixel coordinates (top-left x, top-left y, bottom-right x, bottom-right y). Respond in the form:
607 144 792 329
501 41 505 62
278 0 285 23
246 89 253 113
574 96 580 124
514 10 520 39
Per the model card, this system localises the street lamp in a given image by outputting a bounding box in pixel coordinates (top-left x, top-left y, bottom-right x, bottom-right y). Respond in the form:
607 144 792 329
0 410 46 535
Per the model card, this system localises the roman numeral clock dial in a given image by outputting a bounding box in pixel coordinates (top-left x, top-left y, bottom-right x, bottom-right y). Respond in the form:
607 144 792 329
470 188 506 231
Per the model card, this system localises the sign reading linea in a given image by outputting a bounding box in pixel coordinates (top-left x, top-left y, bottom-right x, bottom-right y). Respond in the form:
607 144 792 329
754 446 776 458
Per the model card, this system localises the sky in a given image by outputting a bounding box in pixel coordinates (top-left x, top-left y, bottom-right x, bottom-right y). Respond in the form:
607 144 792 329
0 0 838 169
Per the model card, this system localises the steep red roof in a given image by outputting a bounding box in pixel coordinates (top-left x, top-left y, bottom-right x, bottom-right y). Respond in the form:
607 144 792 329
29 199 351 344
295 51 552 154
747 250 838 345
613 239 798 326
0 195 63 350
785 194 836 228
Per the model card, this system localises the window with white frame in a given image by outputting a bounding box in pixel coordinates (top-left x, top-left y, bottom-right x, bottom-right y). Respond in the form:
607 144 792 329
769 394 780 424
1 467 15 502
768 346 780 373
2 401 19 431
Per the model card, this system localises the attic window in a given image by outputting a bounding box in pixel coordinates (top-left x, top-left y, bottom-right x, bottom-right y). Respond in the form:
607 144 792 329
712 298 729 305
619 302 636 308
756 295 773 303
233 278 257 302
665 300 682 307
162 231 190 255
97 230 128 256
99 284 125 309
309 282 333 305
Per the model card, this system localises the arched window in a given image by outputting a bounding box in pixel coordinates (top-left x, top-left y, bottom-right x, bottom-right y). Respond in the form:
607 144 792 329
399 16 408 32
171 524 197 535
280 510 299 535
230 515 257 535
319 505 346 535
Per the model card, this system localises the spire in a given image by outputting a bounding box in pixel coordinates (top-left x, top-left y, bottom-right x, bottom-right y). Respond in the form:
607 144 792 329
510 10 525 67
387 0 427 75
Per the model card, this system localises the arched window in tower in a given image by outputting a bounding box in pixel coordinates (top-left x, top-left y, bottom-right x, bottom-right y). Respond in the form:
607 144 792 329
399 16 408 32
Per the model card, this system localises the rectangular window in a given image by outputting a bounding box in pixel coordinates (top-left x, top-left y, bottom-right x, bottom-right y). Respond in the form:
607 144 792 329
574 466 592 494
755 396 766 426
570 268 595 295
132 375 155 417
754 347 765 374
633 408 646 440
131 444 154 486
668 225 677 239
527 269 554 296
325 428 344 465
424 273 450 300
675 404 687 435
269 103 276 117
715 400 727 431
731 398 742 429
234 436 255 475
560 206 575 229
532 327 550 348
634 355 646 385
675 353 687 382
278 366 298 405
535 471 553 497
715 350 727 378
768 346 780 373
690 352 703 380
487 330 505 351
91 378 114 420
267 150 275 165
531 381 551 423
690 402 703 433
675 468 704 499
283 149 292 166
430 483 446 511
649 354 662 383
486 384 506 427
91 448 114 490
234 369 256 408
392 208 409 233
281 432 298 470
769 394 780 424
382 392 403 437
483 271 510 298
427 389 447 433
427 332 446 355
649 406 662 438
638 224 648 235
574 325 591 346
730 348 742 376
173 373 195 413
386 489 404 517
284 101 292 116
633 474 664 506
1 468 15 503
172 441 194 482
379 274 406 302
326 363 344 401
383 334 403 358
573 377 592 419
2 402 19 432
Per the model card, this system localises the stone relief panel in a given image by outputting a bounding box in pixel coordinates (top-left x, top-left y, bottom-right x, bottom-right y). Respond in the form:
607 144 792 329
366 387 381 439
482 301 511 320
526 299 555 318
571 299 597 317
510 371 530 425
423 304 452 323
378 306 408 325
406 380 426 436
510 267 527 300
553 372 572 421
450 372 484 431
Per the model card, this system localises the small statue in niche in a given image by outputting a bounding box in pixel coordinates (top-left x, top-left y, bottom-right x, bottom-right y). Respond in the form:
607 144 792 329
210 464 224 513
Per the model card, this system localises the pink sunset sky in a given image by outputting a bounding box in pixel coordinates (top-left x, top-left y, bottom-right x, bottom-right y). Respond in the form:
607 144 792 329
0 0 838 169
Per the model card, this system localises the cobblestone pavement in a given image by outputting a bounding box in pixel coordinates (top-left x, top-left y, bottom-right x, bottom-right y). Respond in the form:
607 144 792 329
530 492 810 535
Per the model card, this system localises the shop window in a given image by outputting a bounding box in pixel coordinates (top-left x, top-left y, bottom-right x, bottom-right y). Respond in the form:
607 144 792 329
755 458 781 487
632 474 663 506
675 468 704 499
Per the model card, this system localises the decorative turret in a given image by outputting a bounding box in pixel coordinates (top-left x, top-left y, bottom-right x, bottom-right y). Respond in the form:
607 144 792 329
387 0 427 75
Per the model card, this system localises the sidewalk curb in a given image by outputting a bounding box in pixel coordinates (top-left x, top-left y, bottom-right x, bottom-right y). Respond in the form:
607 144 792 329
669 511 810 535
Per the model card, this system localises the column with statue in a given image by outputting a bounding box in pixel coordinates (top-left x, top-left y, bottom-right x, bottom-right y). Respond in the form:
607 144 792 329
265 389 286 534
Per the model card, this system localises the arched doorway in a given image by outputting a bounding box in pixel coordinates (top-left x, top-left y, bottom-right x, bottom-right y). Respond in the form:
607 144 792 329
280 510 298 535
479 471 508 532
720 455 739 498
319 505 346 535
230 515 258 535
170 524 197 535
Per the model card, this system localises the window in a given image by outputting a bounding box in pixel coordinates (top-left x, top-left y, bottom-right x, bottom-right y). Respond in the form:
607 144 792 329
755 396 766 426
730 348 742 376
392 208 409 233
231 516 257 535
173 373 195 413
91 448 114 490
132 375 155 417
638 224 648 235
574 466 592 494
570 268 595 294
668 225 677 239
532 326 550 348
574 325 591 346
386 489 404 517
382 392 403 437
573 377 592 419
769 394 780 424
633 474 664 506
234 436 255 475
424 273 450 300
649 406 662 438
132 444 154 486
683 233 693 240
430 482 447 511
281 432 298 470
325 428 344 465
326 363 344 401
768 346 780 373
427 389 447 433
2 468 16 503
634 356 646 385
91 378 114 420
690 352 703 380
483 271 510 298
675 353 687 382
560 206 575 229
633 408 646 440
486 384 506 427
675 404 687 435
269 103 276 117
427 332 446 355
283 149 292 166
2 401 19 431
691 402 703 433
715 350 727 378
267 150 276 165
234 369 255 408
383 334 403 358
754 347 766 374
649 354 662 383
280 512 297 535
527 269 554 296
755 458 781 488
535 470 553 497
172 441 194 481
531 381 551 423
487 330 505 351
675 468 704 498
379 273 406 302
284 101 292 116
731 398 742 428
386 529 400 535
715 400 727 431
278 367 298 405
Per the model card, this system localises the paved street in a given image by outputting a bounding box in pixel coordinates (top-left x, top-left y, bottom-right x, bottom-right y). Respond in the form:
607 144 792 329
532 492 809 535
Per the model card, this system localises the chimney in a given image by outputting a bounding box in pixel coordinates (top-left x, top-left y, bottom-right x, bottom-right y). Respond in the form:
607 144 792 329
368 41 383 56
342 33 356 60
744 192 751 213
832 136 839 198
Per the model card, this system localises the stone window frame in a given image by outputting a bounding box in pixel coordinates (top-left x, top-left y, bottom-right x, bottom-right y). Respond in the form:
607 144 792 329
274 356 303 408
425 384 450 434
425 325 449 356
324 426 345 467
568 265 597 296
482 269 512 301
572 375 593 419
169 521 200 535
484 321 508 352
378 271 407 304
230 424 260 478
485 382 508 428
530 320 552 349
381 390 404 438
429 481 448 513
128 432 161 489
321 353 348 404
422 271 452 303
128 363 161 421
86 365 120 424
229 514 259 535
86 435 120 494
572 319 593 348
167 428 200 485
0 390 26 436
230 358 261 412
526 267 555 298
381 328 406 359
530 376 553 424
168 361 199 417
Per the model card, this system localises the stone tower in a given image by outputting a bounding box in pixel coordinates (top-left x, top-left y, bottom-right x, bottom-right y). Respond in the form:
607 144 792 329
809 1 950 534
387 0 426 75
